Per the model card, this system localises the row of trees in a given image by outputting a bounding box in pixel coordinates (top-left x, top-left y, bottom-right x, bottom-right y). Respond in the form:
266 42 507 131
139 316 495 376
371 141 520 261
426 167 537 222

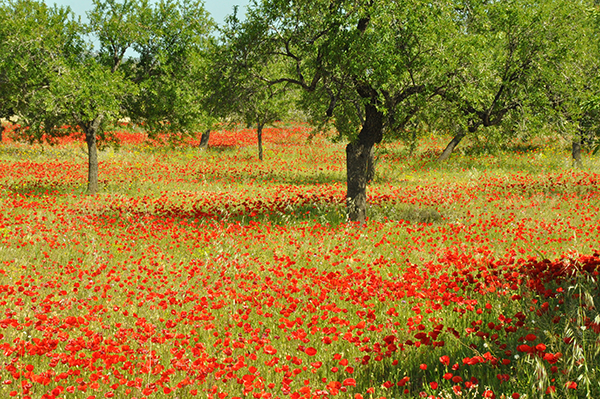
0 0 217 194
1 0 599 221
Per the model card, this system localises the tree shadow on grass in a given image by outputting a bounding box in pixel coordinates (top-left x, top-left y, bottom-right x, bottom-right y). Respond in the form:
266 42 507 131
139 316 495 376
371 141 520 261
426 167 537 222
85 195 451 231
369 204 446 224
2 181 84 197
499 142 542 154
257 171 347 186
0 144 82 160
197 166 347 186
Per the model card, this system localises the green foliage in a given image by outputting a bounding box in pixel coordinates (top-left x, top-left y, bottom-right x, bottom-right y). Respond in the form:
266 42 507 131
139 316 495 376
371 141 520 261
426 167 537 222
0 0 215 142
206 8 297 135
534 1 600 141
0 0 215 192
88 0 147 68
126 0 216 138
227 0 461 141
0 0 86 135
0 0 137 141
431 0 590 141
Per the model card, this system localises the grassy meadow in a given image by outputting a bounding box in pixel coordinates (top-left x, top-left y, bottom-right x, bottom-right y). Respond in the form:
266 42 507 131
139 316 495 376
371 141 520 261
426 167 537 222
0 124 599 399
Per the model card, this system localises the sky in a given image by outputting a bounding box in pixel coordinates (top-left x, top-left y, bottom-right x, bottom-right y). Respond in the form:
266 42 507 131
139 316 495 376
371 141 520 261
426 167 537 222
45 0 250 26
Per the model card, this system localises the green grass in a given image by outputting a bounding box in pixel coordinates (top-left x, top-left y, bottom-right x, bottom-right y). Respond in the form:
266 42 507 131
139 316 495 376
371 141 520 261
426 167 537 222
0 128 599 398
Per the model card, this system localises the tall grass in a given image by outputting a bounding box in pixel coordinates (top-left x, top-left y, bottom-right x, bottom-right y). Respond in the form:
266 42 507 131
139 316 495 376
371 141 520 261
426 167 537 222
0 126 599 399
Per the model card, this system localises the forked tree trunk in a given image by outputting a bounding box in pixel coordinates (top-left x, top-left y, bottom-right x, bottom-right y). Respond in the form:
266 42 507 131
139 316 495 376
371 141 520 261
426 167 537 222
572 134 582 168
346 103 384 223
257 122 264 161
437 129 466 162
199 129 210 148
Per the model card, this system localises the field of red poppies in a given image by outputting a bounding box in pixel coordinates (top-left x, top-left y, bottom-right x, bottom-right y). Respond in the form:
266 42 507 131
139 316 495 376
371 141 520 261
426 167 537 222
0 125 599 399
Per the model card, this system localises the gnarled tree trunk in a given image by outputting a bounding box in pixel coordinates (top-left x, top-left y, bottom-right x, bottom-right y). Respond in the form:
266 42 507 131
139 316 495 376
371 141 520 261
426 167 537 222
257 122 264 161
199 129 210 148
366 146 375 183
346 103 384 223
437 121 482 162
437 127 466 162
347 142 372 222
85 130 99 195
83 115 104 195
572 134 582 168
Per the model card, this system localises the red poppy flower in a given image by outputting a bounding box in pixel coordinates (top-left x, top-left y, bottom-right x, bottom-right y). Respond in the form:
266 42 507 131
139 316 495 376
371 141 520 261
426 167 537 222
565 381 577 389
305 347 317 356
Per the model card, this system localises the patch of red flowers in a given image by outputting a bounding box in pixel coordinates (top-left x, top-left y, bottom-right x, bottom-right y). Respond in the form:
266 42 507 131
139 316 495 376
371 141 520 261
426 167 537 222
0 127 598 398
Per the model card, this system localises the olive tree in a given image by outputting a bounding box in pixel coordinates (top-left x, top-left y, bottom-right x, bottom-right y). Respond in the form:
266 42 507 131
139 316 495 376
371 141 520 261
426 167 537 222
434 0 586 161
125 0 215 141
0 1 85 140
225 0 461 222
206 9 295 161
0 0 214 194
0 0 138 194
544 1 600 167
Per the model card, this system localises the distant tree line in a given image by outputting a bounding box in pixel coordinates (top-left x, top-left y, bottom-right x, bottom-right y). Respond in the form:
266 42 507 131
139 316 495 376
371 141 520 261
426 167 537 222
1 0 599 221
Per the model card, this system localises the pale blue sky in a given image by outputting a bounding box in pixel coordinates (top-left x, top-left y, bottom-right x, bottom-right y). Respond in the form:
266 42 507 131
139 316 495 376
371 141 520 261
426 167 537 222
45 0 249 25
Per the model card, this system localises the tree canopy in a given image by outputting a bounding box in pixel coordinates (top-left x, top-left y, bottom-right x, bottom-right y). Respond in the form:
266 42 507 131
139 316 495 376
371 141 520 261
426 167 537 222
125 0 216 138
431 0 592 161
219 0 599 220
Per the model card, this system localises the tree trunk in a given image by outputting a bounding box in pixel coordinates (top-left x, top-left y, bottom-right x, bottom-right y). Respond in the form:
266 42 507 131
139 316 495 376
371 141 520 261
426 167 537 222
437 128 466 162
83 116 103 195
572 134 582 168
409 128 417 157
347 142 372 223
257 122 264 161
85 129 99 195
346 102 384 223
366 146 375 183
199 129 210 148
